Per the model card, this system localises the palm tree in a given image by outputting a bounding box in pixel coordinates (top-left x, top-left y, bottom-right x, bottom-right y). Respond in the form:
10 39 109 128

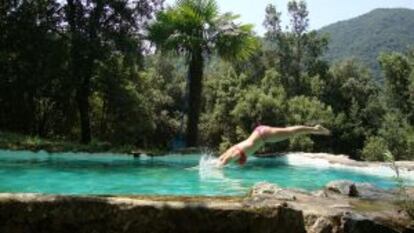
148 0 258 146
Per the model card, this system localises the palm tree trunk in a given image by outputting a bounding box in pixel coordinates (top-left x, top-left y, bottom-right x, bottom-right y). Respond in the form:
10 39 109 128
186 51 204 147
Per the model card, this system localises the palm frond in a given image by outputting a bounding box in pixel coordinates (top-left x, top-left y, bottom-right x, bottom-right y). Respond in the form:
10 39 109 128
148 0 257 61
176 0 218 22
211 13 259 61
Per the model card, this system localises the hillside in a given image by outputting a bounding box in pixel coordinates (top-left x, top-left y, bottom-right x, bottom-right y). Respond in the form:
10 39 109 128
319 8 414 79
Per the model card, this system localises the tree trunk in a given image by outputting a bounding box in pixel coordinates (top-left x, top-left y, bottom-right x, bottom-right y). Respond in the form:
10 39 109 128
67 0 91 144
186 51 203 147
76 79 91 144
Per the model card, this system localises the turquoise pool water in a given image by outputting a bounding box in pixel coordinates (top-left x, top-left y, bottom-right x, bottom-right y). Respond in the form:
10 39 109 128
0 149 407 196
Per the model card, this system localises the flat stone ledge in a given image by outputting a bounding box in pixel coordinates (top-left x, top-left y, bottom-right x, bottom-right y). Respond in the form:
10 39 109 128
1 190 413 233
0 193 306 233
288 152 414 171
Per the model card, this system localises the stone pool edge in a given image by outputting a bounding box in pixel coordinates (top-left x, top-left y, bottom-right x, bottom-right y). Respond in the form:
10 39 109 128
1 182 413 233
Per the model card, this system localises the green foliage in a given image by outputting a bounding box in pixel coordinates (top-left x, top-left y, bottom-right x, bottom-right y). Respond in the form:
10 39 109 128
263 1 328 97
288 135 314 152
375 51 414 160
288 0 309 36
263 4 282 40
361 136 389 161
325 59 378 113
406 130 414 160
0 131 132 153
200 63 245 147
201 63 288 152
231 86 285 139
323 59 381 158
379 52 413 122
0 0 74 137
148 0 258 61
286 96 334 126
94 53 156 146
285 96 334 152
379 112 412 160
320 8 414 78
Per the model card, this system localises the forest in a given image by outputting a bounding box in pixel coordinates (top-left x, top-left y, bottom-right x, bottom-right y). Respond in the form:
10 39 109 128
1 0 413 161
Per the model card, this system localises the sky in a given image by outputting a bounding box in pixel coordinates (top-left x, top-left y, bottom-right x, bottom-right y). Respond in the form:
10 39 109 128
164 0 414 35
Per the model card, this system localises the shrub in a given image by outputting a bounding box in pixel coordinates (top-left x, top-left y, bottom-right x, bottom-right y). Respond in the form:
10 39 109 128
288 135 314 152
406 131 414 160
361 136 389 161
379 112 410 160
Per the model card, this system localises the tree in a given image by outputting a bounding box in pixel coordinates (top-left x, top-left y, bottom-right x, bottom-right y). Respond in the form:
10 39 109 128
0 0 72 136
262 1 328 97
201 64 248 149
287 0 308 87
379 52 413 123
201 65 287 152
64 0 163 144
263 4 282 42
262 4 291 83
324 59 381 157
148 0 258 146
379 111 411 160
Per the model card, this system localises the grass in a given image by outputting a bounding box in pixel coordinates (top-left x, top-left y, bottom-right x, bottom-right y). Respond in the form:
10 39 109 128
0 131 165 155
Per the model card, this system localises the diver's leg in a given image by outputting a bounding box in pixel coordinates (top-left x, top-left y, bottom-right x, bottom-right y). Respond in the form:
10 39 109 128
264 125 329 143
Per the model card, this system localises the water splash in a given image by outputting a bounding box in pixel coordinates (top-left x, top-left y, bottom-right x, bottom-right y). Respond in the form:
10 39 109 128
198 153 223 180
197 153 247 192
199 153 220 168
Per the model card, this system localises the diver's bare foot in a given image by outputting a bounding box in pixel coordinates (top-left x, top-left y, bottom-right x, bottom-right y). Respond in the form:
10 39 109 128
313 125 330 135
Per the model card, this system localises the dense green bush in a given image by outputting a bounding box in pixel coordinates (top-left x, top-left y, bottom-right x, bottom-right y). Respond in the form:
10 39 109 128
288 135 314 152
407 131 414 160
286 96 334 126
379 112 411 160
361 136 389 161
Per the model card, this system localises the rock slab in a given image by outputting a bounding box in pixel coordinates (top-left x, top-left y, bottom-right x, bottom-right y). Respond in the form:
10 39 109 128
0 194 305 233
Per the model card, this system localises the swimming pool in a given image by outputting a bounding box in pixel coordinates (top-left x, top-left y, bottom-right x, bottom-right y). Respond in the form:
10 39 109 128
0 149 411 196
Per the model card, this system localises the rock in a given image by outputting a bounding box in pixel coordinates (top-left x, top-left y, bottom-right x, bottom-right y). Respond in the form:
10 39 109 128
249 182 297 201
341 213 400 233
1 189 412 233
0 193 307 233
325 180 396 200
349 184 359 197
312 190 329 198
249 182 283 196
330 204 352 209
326 180 356 195
309 217 333 233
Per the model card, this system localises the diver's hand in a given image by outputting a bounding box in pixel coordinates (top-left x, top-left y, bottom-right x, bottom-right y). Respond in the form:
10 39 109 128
216 157 226 168
313 124 331 135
